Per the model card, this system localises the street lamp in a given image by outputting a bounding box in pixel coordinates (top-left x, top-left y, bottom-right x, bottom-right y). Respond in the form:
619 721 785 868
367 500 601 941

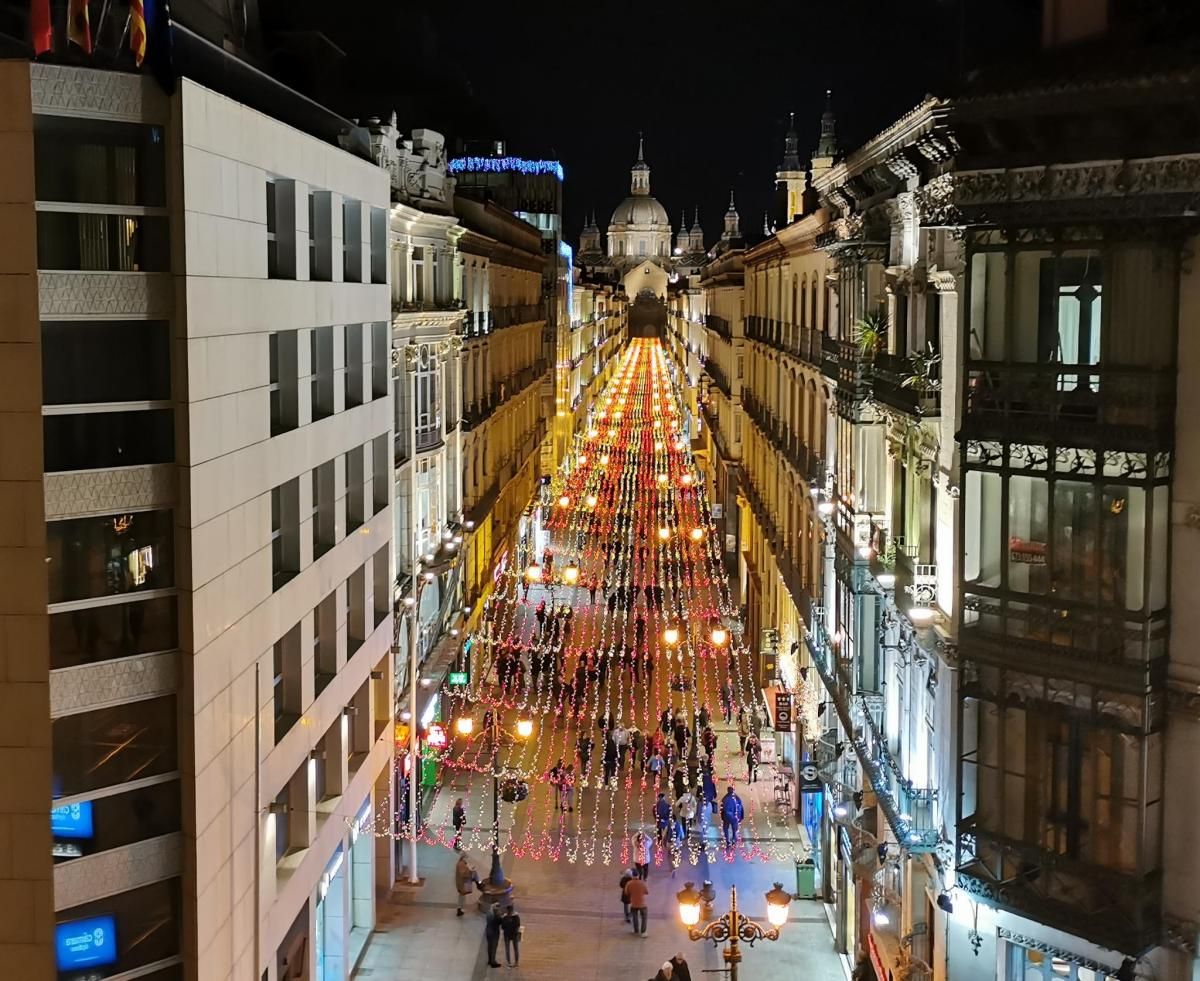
676 883 792 981
563 563 580 587
711 622 729 647
483 713 534 896
663 624 681 648
525 562 543 583
455 716 475 736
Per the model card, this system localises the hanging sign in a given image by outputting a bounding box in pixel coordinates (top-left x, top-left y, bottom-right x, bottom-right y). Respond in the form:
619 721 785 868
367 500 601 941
774 692 793 732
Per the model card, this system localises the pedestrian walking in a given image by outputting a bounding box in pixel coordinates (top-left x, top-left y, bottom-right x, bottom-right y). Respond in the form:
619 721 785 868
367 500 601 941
455 854 480 916
623 873 649 936
702 764 718 815
561 764 576 812
485 902 503 967
670 952 693 981
632 829 652 879
619 867 635 922
720 786 745 848
654 792 672 844
452 797 466 851
648 749 664 787
677 789 697 839
603 736 619 787
653 962 674 981
501 905 522 967
745 733 761 783
737 710 750 752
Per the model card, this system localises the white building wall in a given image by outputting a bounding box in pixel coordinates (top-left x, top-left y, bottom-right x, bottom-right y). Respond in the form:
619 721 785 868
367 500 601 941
176 79 393 981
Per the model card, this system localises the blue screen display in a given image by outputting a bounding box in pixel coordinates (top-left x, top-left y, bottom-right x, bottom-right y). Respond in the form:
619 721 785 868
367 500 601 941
55 915 118 970
51 801 94 839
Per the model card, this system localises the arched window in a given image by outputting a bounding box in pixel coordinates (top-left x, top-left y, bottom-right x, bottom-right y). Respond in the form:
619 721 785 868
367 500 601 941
811 274 818 329
800 276 808 329
415 344 440 450
792 275 799 326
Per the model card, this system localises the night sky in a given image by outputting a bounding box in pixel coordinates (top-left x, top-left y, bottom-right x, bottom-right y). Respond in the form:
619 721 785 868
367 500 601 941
279 0 1043 249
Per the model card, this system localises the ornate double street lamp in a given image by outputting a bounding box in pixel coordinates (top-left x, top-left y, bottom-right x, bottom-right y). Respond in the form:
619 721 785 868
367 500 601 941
455 711 533 907
676 882 793 981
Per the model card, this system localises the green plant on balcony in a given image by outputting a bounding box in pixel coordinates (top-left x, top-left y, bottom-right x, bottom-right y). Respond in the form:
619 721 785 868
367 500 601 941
900 345 942 400
852 309 889 359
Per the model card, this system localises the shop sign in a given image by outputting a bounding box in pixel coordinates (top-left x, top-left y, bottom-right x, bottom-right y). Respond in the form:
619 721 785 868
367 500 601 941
394 722 410 747
56 916 117 971
774 692 793 731
51 801 94 839
426 722 448 749
799 762 823 794
448 669 469 687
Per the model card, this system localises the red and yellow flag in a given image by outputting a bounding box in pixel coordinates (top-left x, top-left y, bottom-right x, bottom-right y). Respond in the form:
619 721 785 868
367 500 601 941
130 0 146 65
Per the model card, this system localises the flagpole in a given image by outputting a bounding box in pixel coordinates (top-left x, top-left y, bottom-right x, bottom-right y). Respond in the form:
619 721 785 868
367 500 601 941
92 0 112 45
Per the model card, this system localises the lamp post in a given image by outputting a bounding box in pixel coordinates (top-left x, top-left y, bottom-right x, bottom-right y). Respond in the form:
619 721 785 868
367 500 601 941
479 711 532 902
676 882 793 981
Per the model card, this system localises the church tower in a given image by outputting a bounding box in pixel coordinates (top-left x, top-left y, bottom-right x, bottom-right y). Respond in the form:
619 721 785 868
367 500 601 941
722 191 740 241
811 89 838 186
689 206 704 252
775 111 805 226
676 210 690 254
630 133 650 195
580 210 601 254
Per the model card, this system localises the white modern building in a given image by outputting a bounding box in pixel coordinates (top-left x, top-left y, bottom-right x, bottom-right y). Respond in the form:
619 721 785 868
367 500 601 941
0 59 395 981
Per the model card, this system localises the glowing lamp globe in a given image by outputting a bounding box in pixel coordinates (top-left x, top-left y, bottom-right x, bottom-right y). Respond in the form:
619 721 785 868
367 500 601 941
689 527 705 542
516 718 534 739
657 526 670 541
600 454 610 465
525 563 543 583
663 625 681 647
765 882 792 927
711 625 728 647
558 494 571 509
676 882 702 927
656 473 668 486
586 494 598 508
455 717 475 736
681 473 694 487
563 563 580 586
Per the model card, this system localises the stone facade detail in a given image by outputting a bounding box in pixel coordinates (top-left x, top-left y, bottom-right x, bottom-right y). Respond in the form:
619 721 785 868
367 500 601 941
37 271 174 319
30 63 168 123
50 651 178 718
44 464 176 520
53 832 182 911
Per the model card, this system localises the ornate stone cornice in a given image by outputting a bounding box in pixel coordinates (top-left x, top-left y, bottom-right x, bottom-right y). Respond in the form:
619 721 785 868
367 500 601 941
1166 684 1200 720
996 928 1127 975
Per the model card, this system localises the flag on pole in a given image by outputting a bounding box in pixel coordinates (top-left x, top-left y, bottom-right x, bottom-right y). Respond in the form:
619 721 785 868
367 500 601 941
29 0 52 54
67 0 92 53
130 0 146 65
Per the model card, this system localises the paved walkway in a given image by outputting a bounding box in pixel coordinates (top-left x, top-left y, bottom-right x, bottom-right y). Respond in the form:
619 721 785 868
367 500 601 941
357 839 847 981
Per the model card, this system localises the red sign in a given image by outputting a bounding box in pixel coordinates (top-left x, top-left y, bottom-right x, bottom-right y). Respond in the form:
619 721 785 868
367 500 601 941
494 549 509 585
426 723 448 749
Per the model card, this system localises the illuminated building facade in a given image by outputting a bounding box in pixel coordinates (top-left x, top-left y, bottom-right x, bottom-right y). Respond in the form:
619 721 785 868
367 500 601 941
0 54 396 981
665 15 1200 979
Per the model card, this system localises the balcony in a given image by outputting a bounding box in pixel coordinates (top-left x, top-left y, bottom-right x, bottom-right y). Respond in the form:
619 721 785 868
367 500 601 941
705 313 732 341
745 316 825 370
805 621 940 852
492 302 546 330
703 357 733 399
741 390 820 482
962 363 1174 450
872 351 941 417
461 359 549 431
955 823 1161 955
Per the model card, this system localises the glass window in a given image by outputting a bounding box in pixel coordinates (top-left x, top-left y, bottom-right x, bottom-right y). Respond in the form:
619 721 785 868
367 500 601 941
968 251 1007 361
37 212 170 272
310 326 334 421
964 470 1002 587
47 510 174 605
50 594 177 669
41 321 169 405
34 117 165 206
269 330 299 436
44 409 173 472
1052 480 1098 603
1008 475 1049 595
343 198 362 282
56 878 181 979
52 696 178 797
271 479 300 591
52 778 180 863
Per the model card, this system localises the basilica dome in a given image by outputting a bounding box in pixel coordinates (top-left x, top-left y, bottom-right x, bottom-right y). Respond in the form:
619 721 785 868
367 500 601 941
610 194 670 227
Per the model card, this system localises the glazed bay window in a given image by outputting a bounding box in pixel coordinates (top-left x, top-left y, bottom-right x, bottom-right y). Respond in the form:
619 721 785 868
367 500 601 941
50 594 177 670
345 445 365 533
343 198 362 282
267 178 297 279
269 330 299 435
311 460 336 559
371 321 389 400
47 510 174 605
273 623 302 743
313 591 338 696
308 189 332 281
52 695 178 796
370 206 387 284
344 323 364 409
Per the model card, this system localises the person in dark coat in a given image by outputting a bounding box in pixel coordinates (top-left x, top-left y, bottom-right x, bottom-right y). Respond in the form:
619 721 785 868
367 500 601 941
670 952 693 981
484 902 503 967
500 905 522 967
451 797 466 851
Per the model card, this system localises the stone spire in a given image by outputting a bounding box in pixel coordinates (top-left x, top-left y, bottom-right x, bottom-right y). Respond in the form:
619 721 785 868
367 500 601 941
814 89 837 161
631 132 650 195
722 191 740 240
776 108 807 226
689 205 704 251
676 210 691 253
778 110 803 173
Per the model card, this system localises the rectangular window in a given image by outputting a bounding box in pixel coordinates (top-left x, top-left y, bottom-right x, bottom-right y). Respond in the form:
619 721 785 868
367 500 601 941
344 323 364 409
347 566 367 657
269 330 299 435
34 117 166 206
51 777 181 863
370 206 387 285
372 546 389 630
43 409 173 472
266 179 297 279
345 445 365 533
309 326 334 422
343 198 362 282
42 321 169 405
274 784 291 861
312 460 336 560
411 247 425 304
271 479 300 591
50 594 177 669
52 696 177 796
47 509 174 605
314 591 338 696
371 322 389 400
55 879 181 978
273 623 302 743
37 211 169 272
372 434 389 516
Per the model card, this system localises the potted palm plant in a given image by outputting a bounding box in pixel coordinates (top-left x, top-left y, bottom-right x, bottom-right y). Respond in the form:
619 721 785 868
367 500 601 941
852 309 889 359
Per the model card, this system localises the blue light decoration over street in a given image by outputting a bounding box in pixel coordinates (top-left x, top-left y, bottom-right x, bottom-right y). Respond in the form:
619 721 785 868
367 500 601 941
55 915 118 971
448 156 564 181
